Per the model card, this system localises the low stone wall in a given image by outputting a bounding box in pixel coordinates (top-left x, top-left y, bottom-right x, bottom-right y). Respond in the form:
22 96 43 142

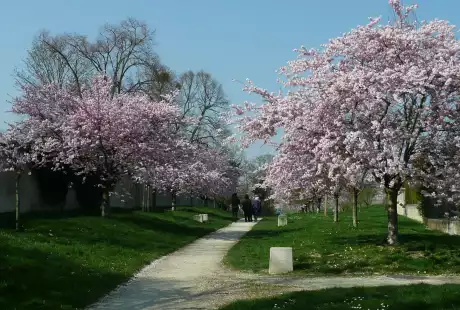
399 206 460 235
396 188 460 235
424 218 460 235
0 171 42 213
0 171 206 214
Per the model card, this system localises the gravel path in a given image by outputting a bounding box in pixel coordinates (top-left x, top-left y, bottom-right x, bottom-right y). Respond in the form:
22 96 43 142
87 218 460 310
86 218 261 310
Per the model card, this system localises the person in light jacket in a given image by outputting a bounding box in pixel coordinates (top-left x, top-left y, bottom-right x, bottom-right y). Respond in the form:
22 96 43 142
252 196 262 220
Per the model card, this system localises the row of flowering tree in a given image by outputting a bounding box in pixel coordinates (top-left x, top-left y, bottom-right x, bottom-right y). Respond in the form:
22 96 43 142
0 74 238 226
230 0 460 245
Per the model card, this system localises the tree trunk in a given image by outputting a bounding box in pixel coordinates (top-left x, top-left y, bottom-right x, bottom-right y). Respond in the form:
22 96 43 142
352 188 358 228
101 188 110 217
316 197 322 213
146 185 150 212
15 172 21 232
136 183 141 207
190 195 193 207
386 187 400 245
152 188 157 210
213 198 216 209
334 194 339 222
142 184 146 212
324 196 328 216
171 192 176 211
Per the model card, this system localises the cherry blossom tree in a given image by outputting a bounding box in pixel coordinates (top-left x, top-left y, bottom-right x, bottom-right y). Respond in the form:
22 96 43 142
10 74 184 217
138 143 239 210
0 124 35 231
230 0 460 245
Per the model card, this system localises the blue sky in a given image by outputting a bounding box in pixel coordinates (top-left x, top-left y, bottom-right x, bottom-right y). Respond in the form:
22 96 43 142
0 0 458 158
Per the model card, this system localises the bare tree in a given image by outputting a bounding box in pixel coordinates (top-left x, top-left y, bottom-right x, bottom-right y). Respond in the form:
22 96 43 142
141 60 179 101
15 19 159 98
178 71 230 146
16 31 92 95
65 18 155 97
17 22 231 146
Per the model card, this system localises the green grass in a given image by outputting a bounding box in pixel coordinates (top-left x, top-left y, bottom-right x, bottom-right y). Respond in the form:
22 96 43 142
220 284 460 310
225 206 460 275
0 206 234 310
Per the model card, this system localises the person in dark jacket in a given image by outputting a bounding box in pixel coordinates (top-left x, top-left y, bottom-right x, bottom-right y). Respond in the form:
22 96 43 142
231 193 240 220
241 194 253 222
252 196 262 220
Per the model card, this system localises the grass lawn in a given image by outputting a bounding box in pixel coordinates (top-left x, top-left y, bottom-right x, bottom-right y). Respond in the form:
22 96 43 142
225 206 460 275
0 206 234 310
220 284 460 310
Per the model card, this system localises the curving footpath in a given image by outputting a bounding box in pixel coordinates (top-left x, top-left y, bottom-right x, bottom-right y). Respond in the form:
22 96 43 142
87 218 460 310
86 218 261 310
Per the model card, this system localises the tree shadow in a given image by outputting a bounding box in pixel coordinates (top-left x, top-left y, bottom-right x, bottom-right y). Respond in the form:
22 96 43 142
0 209 102 229
25 215 219 253
332 233 388 246
177 207 235 221
293 262 313 270
247 228 303 238
220 284 460 310
113 215 216 237
0 242 127 310
1 208 232 253
0 211 15 229
333 232 460 249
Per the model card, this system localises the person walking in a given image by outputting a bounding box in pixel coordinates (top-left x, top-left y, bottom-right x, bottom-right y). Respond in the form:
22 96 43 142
241 194 253 222
252 196 262 221
231 193 240 220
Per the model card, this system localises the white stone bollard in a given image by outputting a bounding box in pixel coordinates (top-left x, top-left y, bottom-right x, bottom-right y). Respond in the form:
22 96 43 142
278 215 288 227
201 214 208 222
193 214 204 223
269 247 293 274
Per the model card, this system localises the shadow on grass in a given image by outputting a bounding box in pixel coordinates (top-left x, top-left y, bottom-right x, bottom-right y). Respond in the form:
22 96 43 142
0 208 127 229
293 262 313 270
248 227 304 238
220 284 460 310
113 215 216 236
333 232 460 249
24 215 220 253
332 233 388 246
179 207 235 221
0 212 15 229
0 242 126 310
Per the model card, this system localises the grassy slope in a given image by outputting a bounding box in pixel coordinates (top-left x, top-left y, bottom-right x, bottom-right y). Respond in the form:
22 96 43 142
220 284 460 310
225 206 460 275
0 207 233 310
